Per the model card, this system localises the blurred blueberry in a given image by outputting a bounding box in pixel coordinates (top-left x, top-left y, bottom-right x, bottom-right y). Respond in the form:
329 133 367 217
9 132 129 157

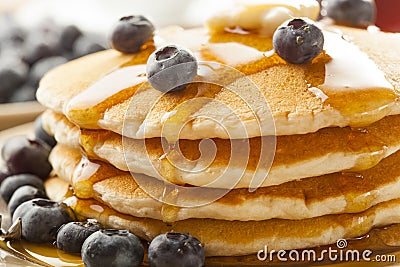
8 85 37 103
60 25 82 52
72 34 106 58
22 20 62 66
28 56 67 87
12 198 73 243
0 56 29 100
0 173 44 203
322 0 376 28
8 185 48 216
0 168 11 185
57 220 101 253
0 15 26 45
21 41 57 66
34 115 57 148
1 136 52 179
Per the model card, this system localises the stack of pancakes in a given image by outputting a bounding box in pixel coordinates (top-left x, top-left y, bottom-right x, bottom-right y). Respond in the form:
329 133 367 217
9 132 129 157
36 16 400 261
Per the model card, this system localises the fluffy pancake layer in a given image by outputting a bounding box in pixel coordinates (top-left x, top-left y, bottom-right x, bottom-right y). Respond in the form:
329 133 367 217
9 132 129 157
44 110 400 188
50 144 400 222
36 26 400 139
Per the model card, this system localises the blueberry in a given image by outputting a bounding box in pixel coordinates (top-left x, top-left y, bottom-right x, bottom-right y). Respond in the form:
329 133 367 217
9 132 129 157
110 15 154 54
146 45 198 92
8 185 48 216
72 35 106 58
1 136 52 179
0 15 26 45
0 56 29 100
57 220 101 253
273 18 324 64
8 85 37 103
82 229 144 267
22 41 57 66
0 174 44 203
21 25 62 67
148 232 205 267
28 56 68 87
34 115 57 148
27 19 63 57
322 0 376 28
12 198 73 243
0 168 10 185
59 25 82 52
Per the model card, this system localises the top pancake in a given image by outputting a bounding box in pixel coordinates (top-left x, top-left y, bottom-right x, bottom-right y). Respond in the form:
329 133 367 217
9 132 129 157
36 25 400 139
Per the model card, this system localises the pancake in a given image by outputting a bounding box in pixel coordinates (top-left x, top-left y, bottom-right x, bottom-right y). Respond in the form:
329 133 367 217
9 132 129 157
36 25 400 140
59 195 400 256
44 109 400 188
50 144 400 222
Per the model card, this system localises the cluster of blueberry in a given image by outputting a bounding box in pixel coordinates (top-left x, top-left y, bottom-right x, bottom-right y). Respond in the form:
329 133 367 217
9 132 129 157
0 15 106 104
0 116 56 228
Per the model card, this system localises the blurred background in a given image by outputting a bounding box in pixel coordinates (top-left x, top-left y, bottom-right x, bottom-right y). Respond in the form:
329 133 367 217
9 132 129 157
0 0 231 130
0 0 399 130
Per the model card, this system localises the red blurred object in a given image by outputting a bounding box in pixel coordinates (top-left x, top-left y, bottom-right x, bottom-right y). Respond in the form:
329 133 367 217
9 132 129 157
375 0 400 32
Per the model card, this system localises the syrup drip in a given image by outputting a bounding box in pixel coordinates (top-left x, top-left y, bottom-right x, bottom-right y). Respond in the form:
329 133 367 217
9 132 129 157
71 157 101 199
344 128 389 171
158 142 181 185
160 185 180 224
